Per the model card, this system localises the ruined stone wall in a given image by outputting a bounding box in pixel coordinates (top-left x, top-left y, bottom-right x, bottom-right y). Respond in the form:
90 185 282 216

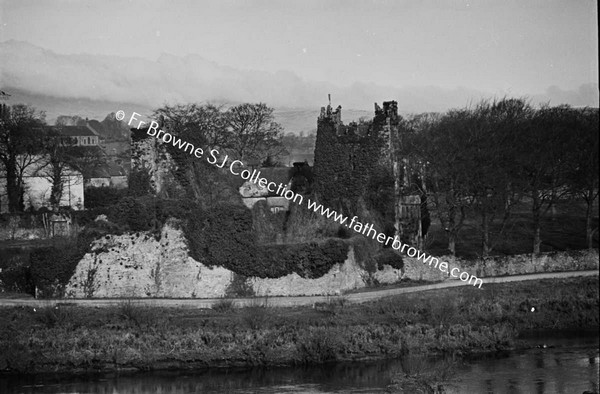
64 223 404 298
402 249 600 282
130 130 173 195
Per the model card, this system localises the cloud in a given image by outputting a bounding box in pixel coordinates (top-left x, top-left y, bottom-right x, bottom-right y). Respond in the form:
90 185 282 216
0 40 327 108
1 40 597 113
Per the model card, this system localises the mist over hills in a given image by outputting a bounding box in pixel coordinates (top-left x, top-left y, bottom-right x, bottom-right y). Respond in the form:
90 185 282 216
1 40 597 135
2 88 374 135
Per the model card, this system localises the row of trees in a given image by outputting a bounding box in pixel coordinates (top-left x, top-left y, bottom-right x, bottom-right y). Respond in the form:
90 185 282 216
398 99 599 255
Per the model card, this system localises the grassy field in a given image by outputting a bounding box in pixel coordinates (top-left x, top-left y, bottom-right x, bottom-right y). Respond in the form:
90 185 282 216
426 199 599 258
0 276 597 375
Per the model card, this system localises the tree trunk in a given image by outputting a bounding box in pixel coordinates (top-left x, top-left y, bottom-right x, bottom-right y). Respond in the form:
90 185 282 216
446 192 457 256
448 232 456 256
586 199 596 250
482 212 491 257
5 158 21 213
532 196 542 255
586 210 593 250
50 165 64 210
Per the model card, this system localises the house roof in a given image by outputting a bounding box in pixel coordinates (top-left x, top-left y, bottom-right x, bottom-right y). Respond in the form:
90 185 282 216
56 125 98 137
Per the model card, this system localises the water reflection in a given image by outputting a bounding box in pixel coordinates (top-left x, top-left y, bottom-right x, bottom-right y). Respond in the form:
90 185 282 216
1 336 598 394
447 335 599 394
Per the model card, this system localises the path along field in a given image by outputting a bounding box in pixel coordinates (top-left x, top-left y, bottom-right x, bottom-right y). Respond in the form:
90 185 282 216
0 270 597 308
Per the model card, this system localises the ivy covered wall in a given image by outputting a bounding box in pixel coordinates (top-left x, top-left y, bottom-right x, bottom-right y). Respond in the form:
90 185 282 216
312 104 389 217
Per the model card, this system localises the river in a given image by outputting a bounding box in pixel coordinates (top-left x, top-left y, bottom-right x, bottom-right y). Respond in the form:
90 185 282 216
1 334 598 393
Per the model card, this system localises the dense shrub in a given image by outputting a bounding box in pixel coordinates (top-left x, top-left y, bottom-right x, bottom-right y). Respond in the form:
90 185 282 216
30 245 85 298
186 203 258 270
108 196 157 232
84 187 128 209
375 248 404 270
0 247 31 269
35 305 74 329
252 201 287 243
0 264 33 294
297 327 341 363
212 298 235 312
264 239 349 279
242 304 270 329
128 168 153 197
225 273 254 297
154 197 196 223
283 200 339 242
184 203 349 278
28 219 124 298
72 208 111 226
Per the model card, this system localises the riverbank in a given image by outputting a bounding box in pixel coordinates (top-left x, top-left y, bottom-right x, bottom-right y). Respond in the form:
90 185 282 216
0 277 597 375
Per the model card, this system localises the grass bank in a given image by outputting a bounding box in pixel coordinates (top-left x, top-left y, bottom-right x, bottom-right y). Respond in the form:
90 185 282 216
0 277 597 375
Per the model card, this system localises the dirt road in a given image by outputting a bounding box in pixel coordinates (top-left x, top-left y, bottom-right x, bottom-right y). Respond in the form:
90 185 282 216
0 270 597 309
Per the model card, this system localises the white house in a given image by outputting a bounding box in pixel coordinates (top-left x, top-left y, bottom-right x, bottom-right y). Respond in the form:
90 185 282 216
0 155 84 213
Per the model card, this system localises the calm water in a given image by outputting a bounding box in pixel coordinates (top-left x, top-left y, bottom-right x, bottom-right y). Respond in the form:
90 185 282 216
2 335 598 394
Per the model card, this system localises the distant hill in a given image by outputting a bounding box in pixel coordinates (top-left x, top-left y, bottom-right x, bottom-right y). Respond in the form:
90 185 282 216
273 107 374 135
3 88 380 136
1 88 152 126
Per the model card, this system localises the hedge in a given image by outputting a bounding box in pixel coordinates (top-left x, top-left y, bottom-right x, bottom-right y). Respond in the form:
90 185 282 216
10 199 353 297
0 247 33 294
84 187 128 209
185 203 349 278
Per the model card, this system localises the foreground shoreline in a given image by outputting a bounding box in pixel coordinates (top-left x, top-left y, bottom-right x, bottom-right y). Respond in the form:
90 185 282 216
0 276 598 376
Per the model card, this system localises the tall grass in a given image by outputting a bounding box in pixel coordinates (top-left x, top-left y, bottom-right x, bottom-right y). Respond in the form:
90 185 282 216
117 299 155 329
0 277 596 374
242 297 271 329
35 303 74 328
212 298 235 313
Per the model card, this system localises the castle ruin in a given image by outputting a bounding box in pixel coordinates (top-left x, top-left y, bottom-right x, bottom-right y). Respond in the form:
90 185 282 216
313 98 424 246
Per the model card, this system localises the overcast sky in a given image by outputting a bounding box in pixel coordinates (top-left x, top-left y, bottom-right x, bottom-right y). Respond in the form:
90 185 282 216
0 0 598 111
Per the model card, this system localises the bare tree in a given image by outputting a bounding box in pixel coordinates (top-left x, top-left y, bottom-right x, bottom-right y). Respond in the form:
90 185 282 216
226 103 285 162
466 99 531 256
399 109 474 255
513 104 574 254
154 103 231 149
38 129 79 209
0 103 46 212
565 107 599 249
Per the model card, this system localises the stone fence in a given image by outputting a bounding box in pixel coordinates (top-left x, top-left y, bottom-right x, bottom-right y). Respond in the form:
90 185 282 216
403 249 599 282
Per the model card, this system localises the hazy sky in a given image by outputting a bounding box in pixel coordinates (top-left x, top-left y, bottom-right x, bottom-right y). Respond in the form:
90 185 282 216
0 0 598 110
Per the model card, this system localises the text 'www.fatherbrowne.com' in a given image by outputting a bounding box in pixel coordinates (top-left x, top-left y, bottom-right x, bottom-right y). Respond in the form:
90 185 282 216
125 111 483 289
